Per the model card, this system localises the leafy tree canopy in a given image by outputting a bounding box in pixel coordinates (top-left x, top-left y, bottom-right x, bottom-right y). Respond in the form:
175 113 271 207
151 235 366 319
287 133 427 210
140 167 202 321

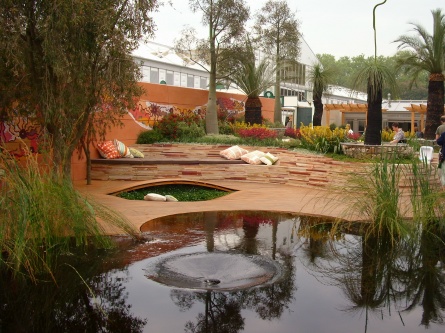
0 0 158 178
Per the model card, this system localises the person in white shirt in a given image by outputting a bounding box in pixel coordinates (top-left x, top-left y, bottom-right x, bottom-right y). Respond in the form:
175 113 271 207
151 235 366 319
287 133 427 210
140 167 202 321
390 122 406 144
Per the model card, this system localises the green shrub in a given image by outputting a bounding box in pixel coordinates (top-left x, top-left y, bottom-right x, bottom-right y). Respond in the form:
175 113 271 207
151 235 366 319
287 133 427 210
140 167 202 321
218 121 235 135
136 129 163 144
154 113 203 141
194 134 244 145
177 122 205 141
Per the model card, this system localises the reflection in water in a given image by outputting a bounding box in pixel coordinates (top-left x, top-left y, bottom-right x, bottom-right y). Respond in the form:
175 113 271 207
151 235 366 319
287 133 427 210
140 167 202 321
0 247 147 332
1 211 444 332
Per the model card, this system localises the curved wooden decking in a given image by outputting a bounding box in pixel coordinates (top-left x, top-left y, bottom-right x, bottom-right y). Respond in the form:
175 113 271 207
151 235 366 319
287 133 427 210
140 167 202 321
75 143 442 234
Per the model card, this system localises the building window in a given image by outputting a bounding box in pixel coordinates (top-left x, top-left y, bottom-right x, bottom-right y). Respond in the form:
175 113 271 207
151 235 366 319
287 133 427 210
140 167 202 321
194 76 200 88
187 74 194 88
181 73 187 87
150 67 159 84
166 71 174 85
159 69 166 83
174 72 180 86
200 77 208 89
141 65 150 82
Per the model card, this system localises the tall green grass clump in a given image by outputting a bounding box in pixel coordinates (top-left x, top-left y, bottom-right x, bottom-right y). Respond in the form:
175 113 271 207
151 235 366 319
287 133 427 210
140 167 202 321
340 155 411 241
407 158 445 230
0 150 137 282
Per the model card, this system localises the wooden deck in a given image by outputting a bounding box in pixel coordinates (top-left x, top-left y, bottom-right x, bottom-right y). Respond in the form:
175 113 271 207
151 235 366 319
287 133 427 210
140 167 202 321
77 143 442 234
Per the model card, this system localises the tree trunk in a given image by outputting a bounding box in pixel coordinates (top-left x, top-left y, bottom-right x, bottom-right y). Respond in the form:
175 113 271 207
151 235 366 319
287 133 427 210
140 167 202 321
364 85 383 145
312 92 323 126
424 73 445 139
206 70 219 134
244 97 262 125
273 73 281 123
81 141 92 185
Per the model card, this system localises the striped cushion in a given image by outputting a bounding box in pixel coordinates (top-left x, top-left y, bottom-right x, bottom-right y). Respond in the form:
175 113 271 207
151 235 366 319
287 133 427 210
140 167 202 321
114 139 133 158
220 145 249 160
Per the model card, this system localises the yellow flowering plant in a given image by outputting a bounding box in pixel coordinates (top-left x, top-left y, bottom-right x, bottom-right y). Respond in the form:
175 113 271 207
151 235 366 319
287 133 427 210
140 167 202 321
299 124 347 153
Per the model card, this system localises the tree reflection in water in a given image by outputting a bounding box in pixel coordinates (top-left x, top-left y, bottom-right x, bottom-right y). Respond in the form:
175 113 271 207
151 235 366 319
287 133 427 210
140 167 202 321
168 211 297 333
170 255 295 333
0 247 147 333
2 211 444 332
301 220 445 332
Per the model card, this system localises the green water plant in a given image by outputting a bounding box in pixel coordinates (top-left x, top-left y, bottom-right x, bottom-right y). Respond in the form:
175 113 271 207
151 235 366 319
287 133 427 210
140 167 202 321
407 158 445 230
339 155 411 241
0 150 137 282
118 184 230 202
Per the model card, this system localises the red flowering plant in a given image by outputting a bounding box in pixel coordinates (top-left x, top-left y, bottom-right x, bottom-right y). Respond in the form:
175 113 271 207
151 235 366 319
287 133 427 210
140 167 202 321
237 127 277 140
347 132 362 141
284 127 300 139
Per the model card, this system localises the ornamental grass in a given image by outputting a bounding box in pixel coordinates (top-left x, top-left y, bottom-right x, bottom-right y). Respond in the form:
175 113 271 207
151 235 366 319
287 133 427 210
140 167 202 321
0 149 137 282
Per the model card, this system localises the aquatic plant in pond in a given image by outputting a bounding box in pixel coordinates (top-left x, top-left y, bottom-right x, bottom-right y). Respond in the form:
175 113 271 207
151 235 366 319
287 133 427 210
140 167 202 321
407 158 445 230
0 150 137 281
338 155 412 241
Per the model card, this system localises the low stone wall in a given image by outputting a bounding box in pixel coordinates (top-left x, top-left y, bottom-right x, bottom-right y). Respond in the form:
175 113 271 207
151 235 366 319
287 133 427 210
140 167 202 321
90 144 442 192
90 144 357 189
340 142 414 159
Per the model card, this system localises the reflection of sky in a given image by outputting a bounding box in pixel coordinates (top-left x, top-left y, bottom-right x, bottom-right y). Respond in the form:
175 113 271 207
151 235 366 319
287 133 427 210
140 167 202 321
110 217 444 333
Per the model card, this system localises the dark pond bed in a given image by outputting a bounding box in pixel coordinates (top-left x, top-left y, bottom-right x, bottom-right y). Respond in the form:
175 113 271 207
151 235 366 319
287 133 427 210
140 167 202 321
1 211 444 333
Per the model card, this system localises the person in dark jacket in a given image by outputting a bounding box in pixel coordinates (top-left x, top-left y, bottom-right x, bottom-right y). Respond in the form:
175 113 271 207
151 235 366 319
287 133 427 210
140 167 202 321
436 131 445 185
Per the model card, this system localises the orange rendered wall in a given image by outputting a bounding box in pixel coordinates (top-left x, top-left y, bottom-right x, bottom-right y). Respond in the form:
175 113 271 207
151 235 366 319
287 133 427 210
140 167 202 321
70 83 275 181
0 82 275 181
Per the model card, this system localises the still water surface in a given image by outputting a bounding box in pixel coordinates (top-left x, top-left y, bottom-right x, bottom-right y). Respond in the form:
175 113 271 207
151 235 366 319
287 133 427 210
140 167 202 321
1 211 444 333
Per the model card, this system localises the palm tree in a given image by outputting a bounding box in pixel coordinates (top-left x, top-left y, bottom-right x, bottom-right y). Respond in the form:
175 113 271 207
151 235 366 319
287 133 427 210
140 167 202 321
395 9 445 139
352 0 397 145
353 59 397 145
307 62 336 126
229 38 275 125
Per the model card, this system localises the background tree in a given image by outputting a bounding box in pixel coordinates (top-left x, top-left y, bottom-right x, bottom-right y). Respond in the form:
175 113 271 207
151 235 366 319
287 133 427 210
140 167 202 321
0 0 158 179
308 62 337 126
317 53 428 100
352 0 397 145
226 37 275 125
176 0 249 134
254 0 301 123
395 8 445 139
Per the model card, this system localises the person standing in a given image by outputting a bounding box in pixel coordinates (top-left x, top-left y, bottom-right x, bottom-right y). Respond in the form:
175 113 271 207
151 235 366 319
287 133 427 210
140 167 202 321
436 131 445 185
390 122 406 143
435 115 445 139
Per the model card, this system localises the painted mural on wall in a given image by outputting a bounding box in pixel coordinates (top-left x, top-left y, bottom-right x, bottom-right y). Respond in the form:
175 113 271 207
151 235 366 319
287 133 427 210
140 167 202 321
0 117 42 159
0 97 246 157
128 96 245 129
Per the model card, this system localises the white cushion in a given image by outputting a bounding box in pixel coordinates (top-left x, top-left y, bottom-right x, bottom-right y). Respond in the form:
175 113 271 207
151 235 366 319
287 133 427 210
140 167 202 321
220 145 249 160
241 150 266 165
165 195 178 202
144 193 166 201
260 152 279 165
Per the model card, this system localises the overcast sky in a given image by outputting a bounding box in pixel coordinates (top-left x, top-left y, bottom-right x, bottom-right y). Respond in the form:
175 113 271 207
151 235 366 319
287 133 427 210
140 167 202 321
150 0 444 59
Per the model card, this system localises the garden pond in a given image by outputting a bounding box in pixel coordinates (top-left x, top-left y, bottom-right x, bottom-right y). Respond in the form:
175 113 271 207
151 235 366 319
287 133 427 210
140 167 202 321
1 210 444 333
